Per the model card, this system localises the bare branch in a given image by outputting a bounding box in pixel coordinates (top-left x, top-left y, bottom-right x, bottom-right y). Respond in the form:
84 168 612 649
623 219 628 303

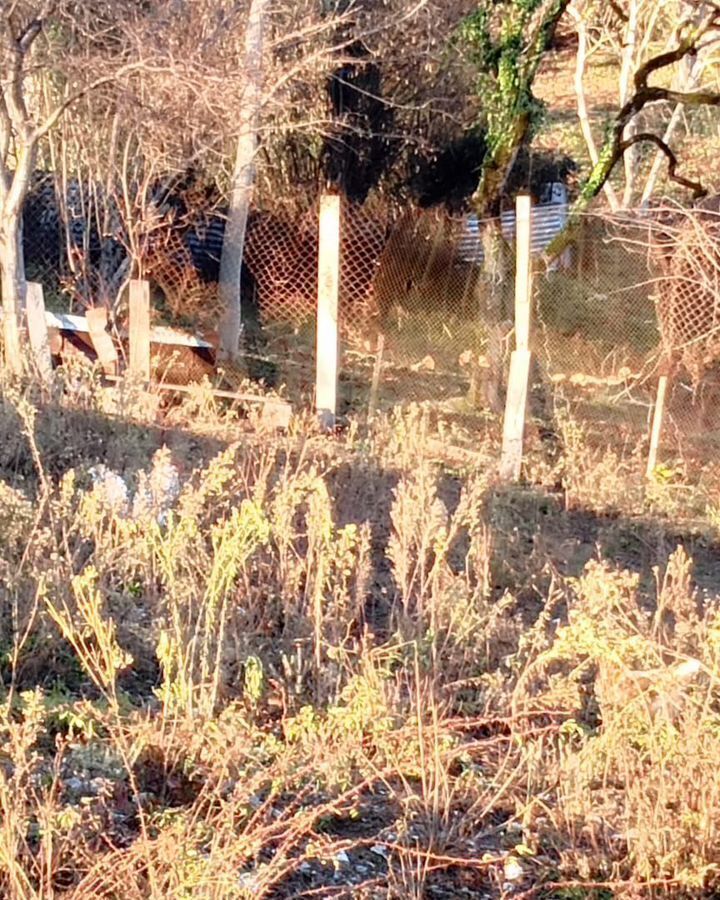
17 17 42 52
619 131 707 198
634 8 720 94
607 0 628 23
33 62 174 142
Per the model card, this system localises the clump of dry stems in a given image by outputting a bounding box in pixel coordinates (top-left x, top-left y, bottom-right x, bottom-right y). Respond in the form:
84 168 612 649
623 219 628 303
1 376 720 898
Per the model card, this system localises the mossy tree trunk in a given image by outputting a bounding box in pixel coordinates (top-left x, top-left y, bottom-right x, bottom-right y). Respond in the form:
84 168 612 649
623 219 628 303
468 221 514 412
459 0 569 410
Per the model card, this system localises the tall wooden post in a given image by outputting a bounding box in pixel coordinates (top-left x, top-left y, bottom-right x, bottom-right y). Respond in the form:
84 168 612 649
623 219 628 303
499 194 533 482
646 374 668 479
513 195 532 354
129 279 151 381
316 194 341 429
25 282 52 384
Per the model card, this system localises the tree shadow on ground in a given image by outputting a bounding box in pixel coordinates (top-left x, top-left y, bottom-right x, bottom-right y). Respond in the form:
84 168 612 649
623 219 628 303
329 459 720 637
0 399 227 487
485 482 720 612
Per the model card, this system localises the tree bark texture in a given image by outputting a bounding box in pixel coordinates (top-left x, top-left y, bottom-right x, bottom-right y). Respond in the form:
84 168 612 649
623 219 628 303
0 142 35 374
0 213 26 373
217 0 269 359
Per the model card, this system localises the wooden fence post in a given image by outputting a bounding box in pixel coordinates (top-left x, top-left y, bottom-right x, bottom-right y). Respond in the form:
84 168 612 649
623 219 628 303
129 279 151 381
513 194 532 353
316 194 341 428
86 306 119 375
646 374 668 479
25 282 52 384
367 333 385 420
499 194 533 482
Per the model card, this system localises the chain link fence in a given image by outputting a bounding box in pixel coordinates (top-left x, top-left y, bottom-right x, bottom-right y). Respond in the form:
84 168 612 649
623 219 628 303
533 208 720 469
364 203 720 471
365 201 568 414
531 213 660 463
16 175 720 469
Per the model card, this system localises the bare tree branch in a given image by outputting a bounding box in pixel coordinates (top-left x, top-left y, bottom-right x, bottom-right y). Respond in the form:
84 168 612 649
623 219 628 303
607 0 628 23
33 62 174 142
619 131 706 197
17 16 42 51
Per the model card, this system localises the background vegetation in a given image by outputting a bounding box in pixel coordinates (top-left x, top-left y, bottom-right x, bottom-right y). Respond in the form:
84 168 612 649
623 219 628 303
1 1 720 897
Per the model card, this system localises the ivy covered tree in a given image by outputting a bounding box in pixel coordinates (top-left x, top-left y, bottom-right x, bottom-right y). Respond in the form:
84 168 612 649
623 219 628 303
457 0 569 409
460 0 570 217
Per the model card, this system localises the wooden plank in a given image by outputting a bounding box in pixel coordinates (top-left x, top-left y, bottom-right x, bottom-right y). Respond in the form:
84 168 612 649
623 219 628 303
316 194 341 429
25 282 52 383
646 374 668 479
499 349 532 482
367 333 385 419
1 307 214 350
514 194 532 352
103 373 291 416
129 279 151 380
149 325 213 348
86 306 118 375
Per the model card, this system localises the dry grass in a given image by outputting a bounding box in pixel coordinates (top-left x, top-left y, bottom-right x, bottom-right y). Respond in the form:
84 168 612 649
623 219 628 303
1 369 720 899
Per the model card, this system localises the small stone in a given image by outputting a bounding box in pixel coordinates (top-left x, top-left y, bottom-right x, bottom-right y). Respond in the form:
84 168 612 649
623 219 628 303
237 872 257 890
504 857 524 882
261 400 292 430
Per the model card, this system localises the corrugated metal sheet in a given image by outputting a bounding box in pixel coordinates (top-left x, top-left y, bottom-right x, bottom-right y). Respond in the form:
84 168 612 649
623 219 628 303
459 201 568 265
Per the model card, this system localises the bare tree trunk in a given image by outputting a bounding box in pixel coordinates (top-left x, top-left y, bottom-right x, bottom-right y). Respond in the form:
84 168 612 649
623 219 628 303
570 2 620 211
0 212 27 374
217 0 269 359
0 145 34 374
620 0 639 208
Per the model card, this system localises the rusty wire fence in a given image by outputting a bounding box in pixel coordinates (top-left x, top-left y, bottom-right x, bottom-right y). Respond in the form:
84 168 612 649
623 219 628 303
16 178 720 473
365 204 720 473
531 213 662 462
532 208 720 471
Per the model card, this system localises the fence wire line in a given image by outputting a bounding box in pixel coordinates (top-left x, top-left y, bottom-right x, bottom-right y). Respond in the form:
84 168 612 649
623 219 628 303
15 179 720 459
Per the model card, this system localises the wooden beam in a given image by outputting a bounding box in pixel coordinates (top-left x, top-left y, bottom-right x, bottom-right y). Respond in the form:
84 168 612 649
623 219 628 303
25 282 52 383
86 306 119 375
129 280 151 381
103 373 291 409
646 374 668 479
514 194 532 352
499 350 532 481
499 195 534 482
315 194 341 428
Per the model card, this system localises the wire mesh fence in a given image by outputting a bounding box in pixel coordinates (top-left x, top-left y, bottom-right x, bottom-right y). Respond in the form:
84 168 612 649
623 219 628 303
532 208 720 469
14 175 720 472
365 201 569 413
531 213 661 463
